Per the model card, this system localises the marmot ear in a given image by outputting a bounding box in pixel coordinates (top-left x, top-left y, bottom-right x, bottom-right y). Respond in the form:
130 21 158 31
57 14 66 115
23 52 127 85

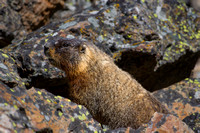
79 44 86 53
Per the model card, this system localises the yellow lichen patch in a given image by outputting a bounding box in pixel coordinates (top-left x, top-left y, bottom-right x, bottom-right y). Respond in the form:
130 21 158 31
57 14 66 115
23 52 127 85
57 96 62 99
64 17 75 23
14 105 18 110
86 111 89 116
10 89 15 92
12 122 16 127
78 105 82 109
113 51 122 61
58 111 63 117
21 99 25 104
103 128 108 132
78 114 86 121
193 79 199 84
2 53 9 58
132 40 145 46
46 99 51 103
105 9 110 13
37 91 42 95
114 4 120 8
133 15 137 20
70 117 75 122
11 57 15 62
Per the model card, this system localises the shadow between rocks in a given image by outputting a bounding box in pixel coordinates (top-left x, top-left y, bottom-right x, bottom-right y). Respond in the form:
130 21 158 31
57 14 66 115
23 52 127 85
115 50 200 92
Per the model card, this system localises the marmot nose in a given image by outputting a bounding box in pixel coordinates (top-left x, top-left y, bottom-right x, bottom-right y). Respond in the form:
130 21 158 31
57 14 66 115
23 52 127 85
44 46 49 55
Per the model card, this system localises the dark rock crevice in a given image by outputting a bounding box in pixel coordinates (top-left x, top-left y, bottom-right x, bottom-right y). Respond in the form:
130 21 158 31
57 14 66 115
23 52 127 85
116 50 200 92
0 80 17 88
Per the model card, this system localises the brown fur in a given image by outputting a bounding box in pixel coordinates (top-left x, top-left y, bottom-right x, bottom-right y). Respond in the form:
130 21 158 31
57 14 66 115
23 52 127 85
44 38 169 129
191 0 200 11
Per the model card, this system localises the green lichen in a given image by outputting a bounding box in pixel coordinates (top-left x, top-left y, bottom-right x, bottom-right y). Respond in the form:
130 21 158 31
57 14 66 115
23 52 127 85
78 105 82 109
46 99 51 103
13 105 18 110
2 53 9 58
70 117 75 122
58 111 63 117
78 114 86 121
37 91 42 95
10 89 15 92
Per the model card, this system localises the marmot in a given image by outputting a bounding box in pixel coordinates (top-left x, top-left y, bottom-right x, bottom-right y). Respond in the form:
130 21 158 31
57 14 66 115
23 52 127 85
44 38 169 129
191 0 200 11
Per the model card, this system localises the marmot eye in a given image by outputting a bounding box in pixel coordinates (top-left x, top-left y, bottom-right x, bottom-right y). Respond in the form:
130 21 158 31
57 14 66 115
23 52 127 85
79 44 86 53
63 43 70 47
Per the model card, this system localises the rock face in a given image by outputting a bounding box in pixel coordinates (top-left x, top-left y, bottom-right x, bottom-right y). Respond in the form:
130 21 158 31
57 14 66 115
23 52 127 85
146 112 194 133
0 81 103 132
0 0 65 47
153 79 200 132
0 0 199 132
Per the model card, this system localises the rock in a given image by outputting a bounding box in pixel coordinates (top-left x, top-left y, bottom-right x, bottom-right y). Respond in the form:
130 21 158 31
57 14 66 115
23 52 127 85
116 49 200 91
0 0 65 47
0 0 24 47
50 0 101 22
3 0 200 92
18 0 65 32
153 78 200 132
0 81 104 132
146 112 194 133
0 50 25 88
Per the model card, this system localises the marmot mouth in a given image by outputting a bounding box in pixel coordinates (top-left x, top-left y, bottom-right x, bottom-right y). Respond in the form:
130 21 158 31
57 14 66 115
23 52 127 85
48 58 56 64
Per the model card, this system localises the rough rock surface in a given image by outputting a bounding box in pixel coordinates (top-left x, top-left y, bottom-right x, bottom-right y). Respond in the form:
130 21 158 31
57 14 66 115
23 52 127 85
0 0 199 132
0 0 24 47
3 0 200 91
146 112 194 133
0 81 104 132
0 0 65 47
153 78 200 132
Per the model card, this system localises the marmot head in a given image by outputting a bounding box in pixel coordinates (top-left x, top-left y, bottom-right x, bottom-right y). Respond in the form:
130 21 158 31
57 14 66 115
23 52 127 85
44 38 93 75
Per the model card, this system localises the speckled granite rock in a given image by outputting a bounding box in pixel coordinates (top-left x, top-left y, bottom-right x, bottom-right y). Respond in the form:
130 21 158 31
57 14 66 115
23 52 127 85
0 79 195 133
153 78 200 132
0 0 24 47
0 50 25 88
3 0 200 92
146 112 194 133
0 0 65 47
0 81 104 132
